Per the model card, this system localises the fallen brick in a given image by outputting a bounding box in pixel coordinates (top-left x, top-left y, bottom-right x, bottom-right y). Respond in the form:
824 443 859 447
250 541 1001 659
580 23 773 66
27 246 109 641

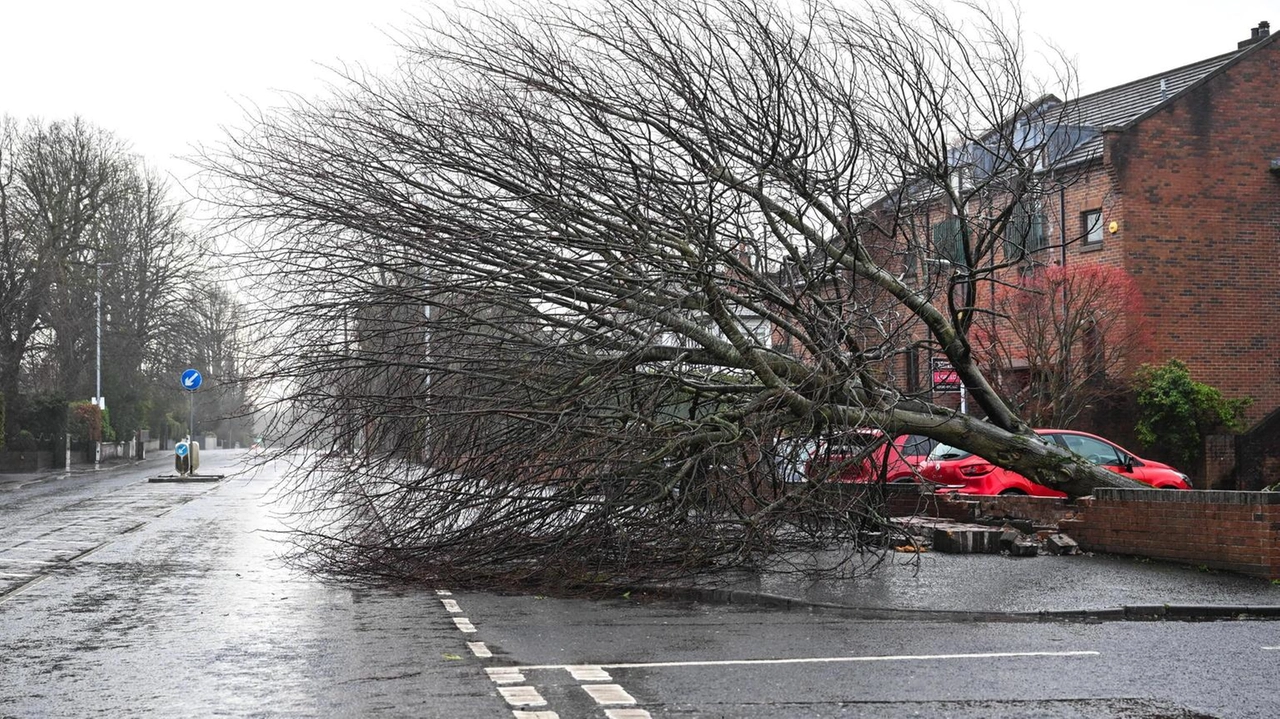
1046 533 1081 556
1009 537 1040 557
932 527 1003 554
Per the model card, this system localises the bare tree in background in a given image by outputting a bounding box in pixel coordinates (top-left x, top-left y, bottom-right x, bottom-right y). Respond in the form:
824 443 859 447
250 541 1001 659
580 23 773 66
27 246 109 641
204 0 1144 589
0 118 126 432
975 265 1151 428
0 116 216 445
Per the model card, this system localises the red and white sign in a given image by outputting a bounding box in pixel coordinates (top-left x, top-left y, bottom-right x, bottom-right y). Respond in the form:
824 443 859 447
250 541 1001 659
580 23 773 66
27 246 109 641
932 361 961 391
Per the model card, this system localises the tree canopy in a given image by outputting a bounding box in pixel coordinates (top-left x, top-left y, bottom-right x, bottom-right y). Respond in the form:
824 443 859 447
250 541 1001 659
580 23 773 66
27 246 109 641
204 0 1145 588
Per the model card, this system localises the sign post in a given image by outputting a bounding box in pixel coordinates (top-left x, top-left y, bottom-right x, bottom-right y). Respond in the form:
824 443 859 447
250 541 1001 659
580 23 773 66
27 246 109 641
181 368 203 447
931 358 967 413
149 368 220 482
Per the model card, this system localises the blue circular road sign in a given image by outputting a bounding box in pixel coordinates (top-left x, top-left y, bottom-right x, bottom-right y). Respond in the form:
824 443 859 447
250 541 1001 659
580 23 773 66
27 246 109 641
175 441 189 457
181 368 203 391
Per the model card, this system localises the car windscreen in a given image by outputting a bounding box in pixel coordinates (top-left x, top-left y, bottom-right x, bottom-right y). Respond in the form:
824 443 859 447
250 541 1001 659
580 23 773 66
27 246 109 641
927 442 973 461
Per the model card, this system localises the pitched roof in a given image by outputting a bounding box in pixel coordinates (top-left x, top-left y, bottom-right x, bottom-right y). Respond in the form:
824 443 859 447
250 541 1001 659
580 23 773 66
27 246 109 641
1054 31 1277 167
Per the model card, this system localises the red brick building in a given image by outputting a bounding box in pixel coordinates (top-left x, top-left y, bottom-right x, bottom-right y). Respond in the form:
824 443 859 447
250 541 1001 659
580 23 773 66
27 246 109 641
893 23 1279 426
1056 22 1280 423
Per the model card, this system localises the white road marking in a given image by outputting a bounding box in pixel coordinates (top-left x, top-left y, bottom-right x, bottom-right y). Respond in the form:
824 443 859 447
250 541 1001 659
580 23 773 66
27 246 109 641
604 710 652 719
442 599 462 613
498 686 547 707
512 711 560 719
582 684 636 706
453 617 477 633
521 650 1099 671
487 667 527 684
0 572 34 578
468 641 492 658
567 665 612 681
0 574 53 604
0 558 59 565
436 589 453 596
1264 646 1280 650
1 539 99 545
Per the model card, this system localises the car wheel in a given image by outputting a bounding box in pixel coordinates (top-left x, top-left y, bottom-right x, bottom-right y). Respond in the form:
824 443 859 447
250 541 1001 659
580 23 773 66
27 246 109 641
998 489 1026 496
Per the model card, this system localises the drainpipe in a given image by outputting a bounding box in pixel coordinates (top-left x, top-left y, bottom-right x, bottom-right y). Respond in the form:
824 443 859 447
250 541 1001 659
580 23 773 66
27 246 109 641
1059 183 1069 378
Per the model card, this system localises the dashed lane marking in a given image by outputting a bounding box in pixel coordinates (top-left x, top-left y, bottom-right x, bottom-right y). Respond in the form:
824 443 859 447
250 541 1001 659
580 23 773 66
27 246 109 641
498 686 547 707
519 650 1100 671
468 642 492 658
582 684 637 706
604 710 652 719
487 667 527 684
567 666 612 681
445 593 565 719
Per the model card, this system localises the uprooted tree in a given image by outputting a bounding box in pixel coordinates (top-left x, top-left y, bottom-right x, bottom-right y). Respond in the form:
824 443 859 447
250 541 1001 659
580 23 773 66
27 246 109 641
203 0 1146 589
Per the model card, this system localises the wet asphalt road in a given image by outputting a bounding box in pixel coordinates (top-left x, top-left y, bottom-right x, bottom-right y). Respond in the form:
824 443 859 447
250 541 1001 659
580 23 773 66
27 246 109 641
2 452 1280 718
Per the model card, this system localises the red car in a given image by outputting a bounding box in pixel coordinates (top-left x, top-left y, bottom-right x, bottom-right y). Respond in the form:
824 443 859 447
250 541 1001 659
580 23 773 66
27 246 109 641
918 429 1192 496
771 432 936 484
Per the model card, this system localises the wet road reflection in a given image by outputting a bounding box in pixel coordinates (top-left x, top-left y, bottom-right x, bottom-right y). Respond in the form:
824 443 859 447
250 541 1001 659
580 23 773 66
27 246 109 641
0 452 505 718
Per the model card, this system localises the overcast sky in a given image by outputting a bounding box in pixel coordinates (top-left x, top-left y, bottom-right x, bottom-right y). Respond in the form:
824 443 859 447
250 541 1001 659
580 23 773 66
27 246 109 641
0 1 1273 189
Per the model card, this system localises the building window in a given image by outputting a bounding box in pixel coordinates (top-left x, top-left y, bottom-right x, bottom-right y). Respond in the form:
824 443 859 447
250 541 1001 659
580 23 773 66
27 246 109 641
1004 200 1046 260
931 216 965 266
1082 209 1104 245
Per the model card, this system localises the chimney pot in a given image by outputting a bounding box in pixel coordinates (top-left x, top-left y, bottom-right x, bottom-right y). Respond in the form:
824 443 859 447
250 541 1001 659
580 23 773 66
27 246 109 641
1239 22 1271 48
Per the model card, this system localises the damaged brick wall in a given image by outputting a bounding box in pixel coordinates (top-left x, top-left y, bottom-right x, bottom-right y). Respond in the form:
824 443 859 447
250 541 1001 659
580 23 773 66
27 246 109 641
1063 488 1280 579
886 490 1082 530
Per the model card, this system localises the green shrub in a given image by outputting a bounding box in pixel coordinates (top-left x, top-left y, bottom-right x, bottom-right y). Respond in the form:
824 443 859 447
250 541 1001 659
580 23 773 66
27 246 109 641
9 430 37 452
100 406 117 442
68 401 103 442
11 392 67 441
1133 359 1251 467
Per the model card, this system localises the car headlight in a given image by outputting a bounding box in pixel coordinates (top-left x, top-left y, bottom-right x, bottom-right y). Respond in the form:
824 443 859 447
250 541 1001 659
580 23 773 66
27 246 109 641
1176 472 1191 487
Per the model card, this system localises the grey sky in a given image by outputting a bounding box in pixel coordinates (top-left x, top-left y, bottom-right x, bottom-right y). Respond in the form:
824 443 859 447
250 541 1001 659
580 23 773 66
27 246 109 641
0 1 1272 187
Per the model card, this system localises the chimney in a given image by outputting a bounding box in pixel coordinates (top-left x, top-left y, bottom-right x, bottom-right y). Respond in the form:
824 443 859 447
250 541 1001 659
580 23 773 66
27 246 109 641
1239 21 1271 49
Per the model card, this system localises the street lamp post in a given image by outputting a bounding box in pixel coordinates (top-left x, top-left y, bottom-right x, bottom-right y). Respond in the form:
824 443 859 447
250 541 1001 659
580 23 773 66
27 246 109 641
95 262 113 471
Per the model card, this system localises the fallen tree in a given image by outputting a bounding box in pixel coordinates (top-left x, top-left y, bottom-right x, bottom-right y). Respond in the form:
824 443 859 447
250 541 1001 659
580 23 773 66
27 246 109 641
204 0 1142 589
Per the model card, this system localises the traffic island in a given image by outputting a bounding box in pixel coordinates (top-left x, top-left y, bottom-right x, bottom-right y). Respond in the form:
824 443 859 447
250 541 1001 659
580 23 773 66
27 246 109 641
149 474 224 483
149 436 223 482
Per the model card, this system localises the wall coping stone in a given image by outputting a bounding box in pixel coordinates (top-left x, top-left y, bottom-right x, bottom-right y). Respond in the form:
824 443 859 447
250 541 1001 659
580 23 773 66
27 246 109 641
1093 488 1280 504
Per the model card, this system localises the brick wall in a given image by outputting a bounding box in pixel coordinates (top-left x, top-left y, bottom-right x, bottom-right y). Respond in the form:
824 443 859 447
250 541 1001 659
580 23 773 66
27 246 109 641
885 490 1083 529
968 494 1082 528
1063 488 1280 579
1106 38 1280 424
885 489 976 522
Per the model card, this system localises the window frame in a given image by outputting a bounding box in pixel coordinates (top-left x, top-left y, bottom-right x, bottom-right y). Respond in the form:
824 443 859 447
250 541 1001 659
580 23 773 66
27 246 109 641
1082 209 1104 246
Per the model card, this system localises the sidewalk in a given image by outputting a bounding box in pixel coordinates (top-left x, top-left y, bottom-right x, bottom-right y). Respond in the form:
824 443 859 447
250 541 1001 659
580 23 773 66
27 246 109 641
0 454 171 487
655 549 1280 621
